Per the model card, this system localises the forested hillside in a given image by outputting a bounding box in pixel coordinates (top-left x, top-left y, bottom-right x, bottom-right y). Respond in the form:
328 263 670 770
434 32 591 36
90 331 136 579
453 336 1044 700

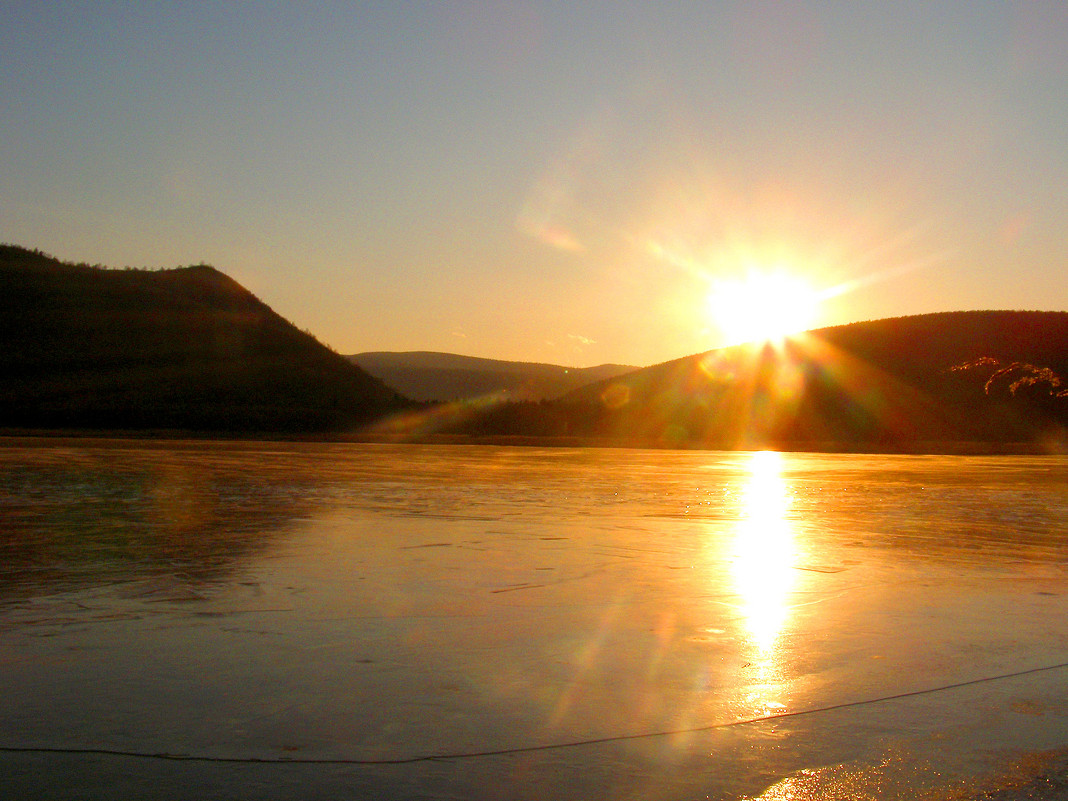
450 311 1068 451
0 245 405 431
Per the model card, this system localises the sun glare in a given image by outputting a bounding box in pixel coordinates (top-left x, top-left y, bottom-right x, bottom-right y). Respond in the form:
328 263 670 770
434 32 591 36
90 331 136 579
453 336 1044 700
709 270 820 346
732 450 795 653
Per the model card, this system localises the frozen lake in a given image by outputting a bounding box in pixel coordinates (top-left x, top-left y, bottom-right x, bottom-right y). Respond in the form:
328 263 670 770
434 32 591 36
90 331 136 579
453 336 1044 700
1 439 1067 799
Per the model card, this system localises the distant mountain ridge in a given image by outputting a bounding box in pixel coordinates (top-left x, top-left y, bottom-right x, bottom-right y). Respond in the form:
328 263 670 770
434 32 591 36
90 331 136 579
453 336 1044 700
0 244 405 431
350 350 637 402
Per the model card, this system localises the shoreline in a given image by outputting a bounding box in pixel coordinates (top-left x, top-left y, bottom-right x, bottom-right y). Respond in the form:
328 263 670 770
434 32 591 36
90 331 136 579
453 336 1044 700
0 428 1063 455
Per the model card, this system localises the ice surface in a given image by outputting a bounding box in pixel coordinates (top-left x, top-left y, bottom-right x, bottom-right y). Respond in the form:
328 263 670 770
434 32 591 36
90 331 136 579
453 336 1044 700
1 440 1066 799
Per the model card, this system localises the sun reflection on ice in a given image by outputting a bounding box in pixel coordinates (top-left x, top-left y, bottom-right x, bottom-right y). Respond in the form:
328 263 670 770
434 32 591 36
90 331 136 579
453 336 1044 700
733 451 796 651
729 451 797 714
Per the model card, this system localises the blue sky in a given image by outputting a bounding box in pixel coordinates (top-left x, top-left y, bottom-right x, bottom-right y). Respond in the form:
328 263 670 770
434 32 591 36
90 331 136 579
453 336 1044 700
3 2 1067 366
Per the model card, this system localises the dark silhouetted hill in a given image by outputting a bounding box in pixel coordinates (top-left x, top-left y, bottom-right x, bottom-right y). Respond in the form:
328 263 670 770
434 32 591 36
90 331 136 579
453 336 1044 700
350 351 637 402
0 245 405 431
451 311 1068 451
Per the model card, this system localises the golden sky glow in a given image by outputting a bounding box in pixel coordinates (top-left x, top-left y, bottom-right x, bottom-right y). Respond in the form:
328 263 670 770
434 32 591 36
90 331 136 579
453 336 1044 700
3 5 1068 366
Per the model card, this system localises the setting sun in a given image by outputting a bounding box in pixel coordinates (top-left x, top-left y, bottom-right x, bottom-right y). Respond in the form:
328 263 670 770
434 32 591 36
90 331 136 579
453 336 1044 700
709 270 821 346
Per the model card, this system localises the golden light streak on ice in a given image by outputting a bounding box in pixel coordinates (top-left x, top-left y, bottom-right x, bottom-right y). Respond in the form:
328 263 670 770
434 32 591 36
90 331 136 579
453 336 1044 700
732 451 796 654
728 450 797 719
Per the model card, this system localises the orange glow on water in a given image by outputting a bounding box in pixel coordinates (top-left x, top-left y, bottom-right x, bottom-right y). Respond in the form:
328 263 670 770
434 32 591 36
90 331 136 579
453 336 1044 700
728 450 796 718
732 450 795 653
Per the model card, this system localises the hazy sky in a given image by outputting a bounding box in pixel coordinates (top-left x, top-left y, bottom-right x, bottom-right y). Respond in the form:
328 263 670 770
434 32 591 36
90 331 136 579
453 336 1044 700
3 3 1067 366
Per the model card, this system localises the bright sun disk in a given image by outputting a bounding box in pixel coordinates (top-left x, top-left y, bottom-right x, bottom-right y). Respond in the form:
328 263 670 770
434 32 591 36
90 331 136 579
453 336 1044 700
709 271 820 345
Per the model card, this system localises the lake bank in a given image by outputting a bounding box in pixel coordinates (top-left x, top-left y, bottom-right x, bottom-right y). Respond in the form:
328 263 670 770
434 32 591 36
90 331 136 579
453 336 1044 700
3 428 1065 455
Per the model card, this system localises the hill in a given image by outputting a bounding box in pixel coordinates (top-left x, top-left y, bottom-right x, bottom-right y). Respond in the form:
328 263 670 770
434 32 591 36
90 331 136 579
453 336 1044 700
450 311 1068 451
349 351 636 402
5 245 1064 449
0 245 405 431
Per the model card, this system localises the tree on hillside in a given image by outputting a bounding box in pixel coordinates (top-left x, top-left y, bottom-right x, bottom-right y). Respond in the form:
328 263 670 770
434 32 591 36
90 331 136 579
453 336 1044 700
952 357 1068 399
